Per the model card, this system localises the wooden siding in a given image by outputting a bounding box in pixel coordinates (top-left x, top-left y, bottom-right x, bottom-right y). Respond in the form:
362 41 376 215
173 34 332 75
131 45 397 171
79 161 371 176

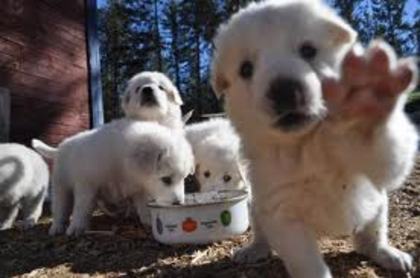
0 0 90 146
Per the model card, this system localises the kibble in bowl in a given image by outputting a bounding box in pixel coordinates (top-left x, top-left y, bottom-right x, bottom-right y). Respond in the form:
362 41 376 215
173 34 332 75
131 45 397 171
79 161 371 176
147 190 249 244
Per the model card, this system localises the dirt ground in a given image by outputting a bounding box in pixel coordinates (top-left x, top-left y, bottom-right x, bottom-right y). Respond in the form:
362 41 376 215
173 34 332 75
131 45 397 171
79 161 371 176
1 159 419 278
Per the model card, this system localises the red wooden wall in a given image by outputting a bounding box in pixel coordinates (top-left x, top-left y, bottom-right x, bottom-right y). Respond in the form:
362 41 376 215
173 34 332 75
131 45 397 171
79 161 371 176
0 0 91 146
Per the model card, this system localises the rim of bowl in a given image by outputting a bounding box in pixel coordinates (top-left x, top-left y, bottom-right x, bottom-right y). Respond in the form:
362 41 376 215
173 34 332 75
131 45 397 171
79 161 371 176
147 189 249 208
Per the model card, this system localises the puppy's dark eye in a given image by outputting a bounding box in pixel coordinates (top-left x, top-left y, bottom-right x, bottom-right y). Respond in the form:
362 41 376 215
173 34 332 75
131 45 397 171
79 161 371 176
223 174 232 183
204 171 211 178
239 60 254 79
135 87 141 94
158 85 165 91
299 42 317 60
161 176 172 186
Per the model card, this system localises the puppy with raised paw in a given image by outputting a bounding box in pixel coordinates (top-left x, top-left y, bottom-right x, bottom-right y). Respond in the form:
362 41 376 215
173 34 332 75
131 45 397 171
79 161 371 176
211 0 418 277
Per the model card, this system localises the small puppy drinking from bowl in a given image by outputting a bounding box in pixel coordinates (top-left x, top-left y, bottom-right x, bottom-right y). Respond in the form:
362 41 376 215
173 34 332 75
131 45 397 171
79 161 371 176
33 120 194 236
0 143 49 230
186 118 249 193
212 0 418 277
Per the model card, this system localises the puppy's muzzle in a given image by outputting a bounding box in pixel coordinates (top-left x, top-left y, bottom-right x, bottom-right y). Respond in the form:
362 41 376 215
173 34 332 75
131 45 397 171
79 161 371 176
267 77 313 130
141 86 157 106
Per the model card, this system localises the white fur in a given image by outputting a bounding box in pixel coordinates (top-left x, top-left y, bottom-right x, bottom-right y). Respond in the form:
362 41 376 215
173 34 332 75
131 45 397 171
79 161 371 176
0 143 49 230
212 0 418 277
32 139 56 159
39 120 194 236
121 71 184 130
186 118 249 192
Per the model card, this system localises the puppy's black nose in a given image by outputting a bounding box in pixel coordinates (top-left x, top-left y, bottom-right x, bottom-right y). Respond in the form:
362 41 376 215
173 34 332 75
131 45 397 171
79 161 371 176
142 86 154 95
141 86 156 105
267 78 303 115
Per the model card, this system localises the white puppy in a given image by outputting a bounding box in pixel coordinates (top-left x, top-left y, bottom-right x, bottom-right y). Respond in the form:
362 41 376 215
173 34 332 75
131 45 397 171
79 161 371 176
33 120 194 236
212 0 418 277
0 143 49 230
186 118 249 192
104 71 185 218
122 71 184 130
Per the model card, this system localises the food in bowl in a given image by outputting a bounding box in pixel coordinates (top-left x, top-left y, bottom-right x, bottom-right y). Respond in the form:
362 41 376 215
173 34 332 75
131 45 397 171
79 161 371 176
148 190 249 244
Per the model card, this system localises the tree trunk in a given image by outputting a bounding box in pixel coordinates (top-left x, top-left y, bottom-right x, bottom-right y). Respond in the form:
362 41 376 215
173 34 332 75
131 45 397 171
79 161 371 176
192 2 202 115
154 0 162 71
171 4 180 89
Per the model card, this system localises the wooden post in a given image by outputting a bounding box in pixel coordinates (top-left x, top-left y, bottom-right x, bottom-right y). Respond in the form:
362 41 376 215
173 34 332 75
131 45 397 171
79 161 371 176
0 87 10 142
86 0 104 128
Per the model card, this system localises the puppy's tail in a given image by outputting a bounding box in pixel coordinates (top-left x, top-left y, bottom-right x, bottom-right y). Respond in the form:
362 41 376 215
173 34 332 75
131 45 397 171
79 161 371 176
31 139 58 159
182 109 194 124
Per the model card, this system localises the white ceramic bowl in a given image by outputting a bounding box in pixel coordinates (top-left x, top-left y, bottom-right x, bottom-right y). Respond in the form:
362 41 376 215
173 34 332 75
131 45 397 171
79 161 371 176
148 190 249 244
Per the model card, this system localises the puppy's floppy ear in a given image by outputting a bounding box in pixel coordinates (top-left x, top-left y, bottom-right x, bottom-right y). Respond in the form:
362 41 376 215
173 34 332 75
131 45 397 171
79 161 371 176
168 85 183 106
121 76 136 114
211 58 229 100
132 143 168 174
120 92 130 113
322 15 357 48
194 163 200 176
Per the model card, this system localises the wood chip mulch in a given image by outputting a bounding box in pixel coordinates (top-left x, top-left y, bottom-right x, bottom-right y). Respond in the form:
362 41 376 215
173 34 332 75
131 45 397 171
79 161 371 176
1 157 419 278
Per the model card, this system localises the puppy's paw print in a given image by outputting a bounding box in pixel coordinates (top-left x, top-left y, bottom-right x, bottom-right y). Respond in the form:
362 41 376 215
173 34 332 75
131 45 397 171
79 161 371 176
323 40 417 123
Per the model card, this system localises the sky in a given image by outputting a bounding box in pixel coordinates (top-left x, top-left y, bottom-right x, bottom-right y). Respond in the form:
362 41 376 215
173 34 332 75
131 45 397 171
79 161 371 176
405 0 418 19
98 0 107 8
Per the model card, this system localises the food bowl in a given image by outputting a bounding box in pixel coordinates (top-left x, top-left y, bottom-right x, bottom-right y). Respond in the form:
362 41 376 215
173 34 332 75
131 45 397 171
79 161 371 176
147 190 249 244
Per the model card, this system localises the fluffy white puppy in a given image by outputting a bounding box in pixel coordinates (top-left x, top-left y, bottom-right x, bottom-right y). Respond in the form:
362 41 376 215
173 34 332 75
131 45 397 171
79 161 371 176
122 71 184 130
0 143 49 230
186 118 249 192
212 0 418 277
103 71 185 218
33 120 194 236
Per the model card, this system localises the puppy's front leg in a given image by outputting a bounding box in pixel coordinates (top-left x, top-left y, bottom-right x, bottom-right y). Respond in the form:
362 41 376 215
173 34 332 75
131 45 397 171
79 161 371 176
322 41 417 179
233 205 272 263
66 186 96 236
354 194 413 272
133 193 151 226
0 204 19 230
21 189 46 229
264 220 331 278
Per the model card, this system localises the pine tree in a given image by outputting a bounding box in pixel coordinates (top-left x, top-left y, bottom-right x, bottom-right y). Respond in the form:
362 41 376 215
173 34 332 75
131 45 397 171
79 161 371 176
98 0 134 121
162 1 181 89
153 0 163 71
370 0 410 54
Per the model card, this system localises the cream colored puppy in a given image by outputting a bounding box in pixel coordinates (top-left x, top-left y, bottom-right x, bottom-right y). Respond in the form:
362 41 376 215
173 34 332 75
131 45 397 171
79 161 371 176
122 71 184 130
212 0 418 277
104 71 185 218
186 118 249 192
34 120 194 236
0 143 49 230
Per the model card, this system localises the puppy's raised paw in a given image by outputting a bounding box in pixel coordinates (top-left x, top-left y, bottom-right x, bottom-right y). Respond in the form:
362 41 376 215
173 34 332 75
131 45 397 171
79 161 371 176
323 40 418 123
